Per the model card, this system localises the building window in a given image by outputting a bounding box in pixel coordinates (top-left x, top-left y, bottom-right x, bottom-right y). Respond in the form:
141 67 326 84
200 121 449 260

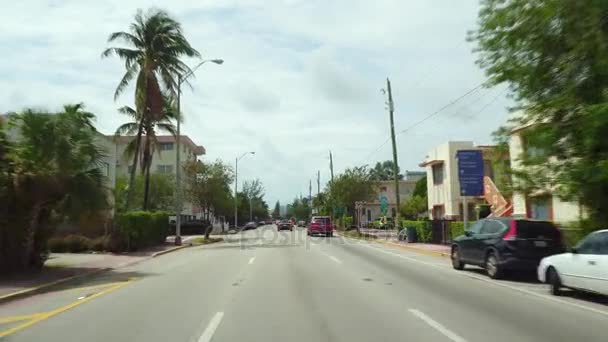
367 210 371 221
159 142 174 151
432 163 444 185
157 165 173 174
527 196 552 221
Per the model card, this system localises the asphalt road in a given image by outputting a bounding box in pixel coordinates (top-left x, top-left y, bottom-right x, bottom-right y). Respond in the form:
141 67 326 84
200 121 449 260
1 225 607 342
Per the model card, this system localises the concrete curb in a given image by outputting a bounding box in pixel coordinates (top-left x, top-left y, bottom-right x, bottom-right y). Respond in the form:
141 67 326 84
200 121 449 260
379 240 450 258
1 245 190 304
151 244 189 258
0 267 110 304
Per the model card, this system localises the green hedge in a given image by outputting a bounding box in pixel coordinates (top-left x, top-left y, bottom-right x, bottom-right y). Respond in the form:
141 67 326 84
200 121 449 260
401 220 432 242
117 211 170 250
448 221 465 240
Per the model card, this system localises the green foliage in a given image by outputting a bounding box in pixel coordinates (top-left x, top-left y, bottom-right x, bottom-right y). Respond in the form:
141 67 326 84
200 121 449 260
184 159 234 219
117 211 169 250
328 166 376 216
369 160 403 181
115 174 174 213
400 195 428 220
448 222 465 241
286 197 311 221
401 221 432 242
1 105 108 273
471 0 608 228
413 176 427 197
272 201 281 219
343 216 353 228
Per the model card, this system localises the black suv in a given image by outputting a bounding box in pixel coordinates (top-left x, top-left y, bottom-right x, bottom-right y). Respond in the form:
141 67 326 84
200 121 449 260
451 218 565 279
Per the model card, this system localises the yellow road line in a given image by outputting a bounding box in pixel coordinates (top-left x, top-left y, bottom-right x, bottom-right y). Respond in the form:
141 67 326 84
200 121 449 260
0 278 136 338
0 313 44 324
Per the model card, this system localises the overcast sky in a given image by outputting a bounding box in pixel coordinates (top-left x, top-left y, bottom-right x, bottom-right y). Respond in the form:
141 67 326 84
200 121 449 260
0 0 513 206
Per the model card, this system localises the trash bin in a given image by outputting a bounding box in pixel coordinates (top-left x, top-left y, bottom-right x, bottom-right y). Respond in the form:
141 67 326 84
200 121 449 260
406 226 417 243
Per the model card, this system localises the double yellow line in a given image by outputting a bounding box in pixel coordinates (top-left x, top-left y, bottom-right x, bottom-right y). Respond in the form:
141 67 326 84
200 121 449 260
0 278 135 338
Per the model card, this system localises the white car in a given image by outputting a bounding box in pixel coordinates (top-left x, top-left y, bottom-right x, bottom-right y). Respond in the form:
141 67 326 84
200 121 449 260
538 229 608 296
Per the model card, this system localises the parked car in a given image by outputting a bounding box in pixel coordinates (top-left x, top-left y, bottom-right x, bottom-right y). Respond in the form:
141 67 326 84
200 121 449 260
451 218 565 279
538 229 608 296
297 220 306 227
258 220 266 225
244 221 258 230
278 220 293 231
308 216 334 237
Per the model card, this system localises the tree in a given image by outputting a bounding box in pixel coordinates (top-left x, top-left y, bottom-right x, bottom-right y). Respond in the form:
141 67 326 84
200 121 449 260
239 178 269 223
115 174 174 213
471 0 608 227
103 8 200 210
400 196 427 220
114 98 176 210
2 105 108 272
272 201 281 219
329 166 376 216
369 160 403 181
184 159 234 237
413 176 427 198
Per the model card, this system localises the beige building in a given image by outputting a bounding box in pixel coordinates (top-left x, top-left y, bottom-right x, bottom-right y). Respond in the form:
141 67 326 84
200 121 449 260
420 141 498 220
357 171 426 225
508 127 582 223
110 135 205 218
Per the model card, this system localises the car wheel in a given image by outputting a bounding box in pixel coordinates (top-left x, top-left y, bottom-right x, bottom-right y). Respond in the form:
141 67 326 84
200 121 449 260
485 251 502 279
329 232 334 237
451 246 465 270
547 267 562 296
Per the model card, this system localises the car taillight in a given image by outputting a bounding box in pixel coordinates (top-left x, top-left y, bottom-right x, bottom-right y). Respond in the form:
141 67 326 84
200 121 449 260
503 220 517 241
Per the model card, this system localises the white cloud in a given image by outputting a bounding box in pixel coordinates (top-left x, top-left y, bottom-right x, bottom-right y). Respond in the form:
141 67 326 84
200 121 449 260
1 0 513 206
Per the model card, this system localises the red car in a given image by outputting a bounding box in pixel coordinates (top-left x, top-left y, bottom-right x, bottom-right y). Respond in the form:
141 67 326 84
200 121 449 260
308 216 334 237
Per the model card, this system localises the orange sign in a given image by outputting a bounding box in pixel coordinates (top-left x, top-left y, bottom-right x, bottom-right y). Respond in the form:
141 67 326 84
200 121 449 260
483 176 512 217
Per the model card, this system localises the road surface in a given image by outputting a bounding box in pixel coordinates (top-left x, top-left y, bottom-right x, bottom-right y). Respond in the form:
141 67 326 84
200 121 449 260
1 225 606 341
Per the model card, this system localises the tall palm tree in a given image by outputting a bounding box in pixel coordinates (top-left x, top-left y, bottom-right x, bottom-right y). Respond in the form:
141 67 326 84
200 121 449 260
115 95 177 210
103 8 200 210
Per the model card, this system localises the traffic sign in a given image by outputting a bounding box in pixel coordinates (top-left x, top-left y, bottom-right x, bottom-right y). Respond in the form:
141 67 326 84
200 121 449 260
456 150 484 196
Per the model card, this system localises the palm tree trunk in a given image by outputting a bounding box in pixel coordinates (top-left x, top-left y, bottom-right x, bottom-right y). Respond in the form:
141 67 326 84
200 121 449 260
142 129 154 210
125 115 145 210
143 154 152 210
22 202 43 269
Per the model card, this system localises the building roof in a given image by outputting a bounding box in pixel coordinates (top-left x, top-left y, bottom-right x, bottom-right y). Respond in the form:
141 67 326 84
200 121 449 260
109 135 205 155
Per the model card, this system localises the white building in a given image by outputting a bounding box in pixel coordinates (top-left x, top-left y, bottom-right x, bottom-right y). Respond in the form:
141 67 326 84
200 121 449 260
419 141 497 220
110 135 205 219
508 127 582 222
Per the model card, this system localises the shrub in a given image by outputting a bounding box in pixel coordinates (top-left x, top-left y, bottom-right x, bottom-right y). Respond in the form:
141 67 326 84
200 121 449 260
117 211 170 250
448 221 465 241
48 235 92 253
343 216 353 228
401 220 432 242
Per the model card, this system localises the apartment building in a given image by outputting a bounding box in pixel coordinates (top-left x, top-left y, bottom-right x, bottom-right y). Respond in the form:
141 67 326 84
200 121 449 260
419 141 498 220
357 172 426 226
110 135 205 218
508 127 581 222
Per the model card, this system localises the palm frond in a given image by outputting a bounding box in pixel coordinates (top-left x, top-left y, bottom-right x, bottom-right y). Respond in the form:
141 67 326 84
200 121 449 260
114 122 139 136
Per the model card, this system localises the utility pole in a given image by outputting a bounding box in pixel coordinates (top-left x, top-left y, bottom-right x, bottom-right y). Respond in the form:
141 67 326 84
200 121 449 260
386 77 401 230
309 179 312 202
329 150 335 221
317 170 320 196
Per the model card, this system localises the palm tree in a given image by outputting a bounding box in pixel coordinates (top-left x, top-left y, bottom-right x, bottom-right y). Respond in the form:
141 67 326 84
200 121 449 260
102 8 200 210
115 96 177 209
369 160 403 181
4 104 107 271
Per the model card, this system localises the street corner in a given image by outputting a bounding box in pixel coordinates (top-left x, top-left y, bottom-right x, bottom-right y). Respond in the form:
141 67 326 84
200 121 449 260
0 277 136 339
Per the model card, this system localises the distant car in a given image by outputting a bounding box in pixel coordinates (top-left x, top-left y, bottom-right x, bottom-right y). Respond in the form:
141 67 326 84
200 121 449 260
244 221 258 230
451 218 565 279
297 220 306 227
538 229 608 296
308 216 334 237
278 220 293 231
258 220 266 225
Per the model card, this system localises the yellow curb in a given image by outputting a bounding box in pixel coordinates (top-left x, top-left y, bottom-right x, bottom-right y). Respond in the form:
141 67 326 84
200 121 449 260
0 278 135 338
151 245 189 258
378 240 451 258
0 268 110 304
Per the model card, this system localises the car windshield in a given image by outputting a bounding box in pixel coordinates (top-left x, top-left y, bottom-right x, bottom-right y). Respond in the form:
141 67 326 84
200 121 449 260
4 2 608 342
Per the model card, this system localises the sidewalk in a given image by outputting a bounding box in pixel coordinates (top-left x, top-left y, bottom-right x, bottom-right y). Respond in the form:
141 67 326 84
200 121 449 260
355 228 451 257
0 243 183 299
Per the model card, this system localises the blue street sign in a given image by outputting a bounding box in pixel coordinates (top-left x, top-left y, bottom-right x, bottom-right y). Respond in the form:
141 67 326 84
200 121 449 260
456 150 484 196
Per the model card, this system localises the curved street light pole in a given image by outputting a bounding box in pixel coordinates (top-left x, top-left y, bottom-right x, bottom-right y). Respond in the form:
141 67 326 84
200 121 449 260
234 152 255 229
174 59 224 246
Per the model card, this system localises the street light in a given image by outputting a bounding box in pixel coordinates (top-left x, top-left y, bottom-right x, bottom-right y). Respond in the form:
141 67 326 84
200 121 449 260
235 151 255 229
174 58 223 246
